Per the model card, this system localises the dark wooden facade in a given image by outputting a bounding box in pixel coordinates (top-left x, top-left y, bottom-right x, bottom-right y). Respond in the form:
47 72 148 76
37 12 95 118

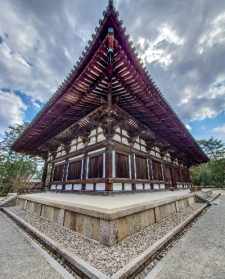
12 1 208 193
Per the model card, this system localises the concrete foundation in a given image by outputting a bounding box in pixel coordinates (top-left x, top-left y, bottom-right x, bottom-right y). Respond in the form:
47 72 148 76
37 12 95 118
16 191 196 246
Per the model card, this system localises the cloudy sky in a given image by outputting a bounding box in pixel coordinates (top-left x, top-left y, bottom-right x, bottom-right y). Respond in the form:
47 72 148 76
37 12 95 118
0 0 225 141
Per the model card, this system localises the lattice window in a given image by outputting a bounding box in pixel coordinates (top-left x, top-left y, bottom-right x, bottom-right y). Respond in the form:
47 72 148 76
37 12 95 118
88 154 103 178
113 127 129 146
177 167 182 182
56 145 66 158
150 146 161 158
116 152 130 178
53 164 64 181
180 167 190 182
88 127 105 146
67 160 82 180
164 152 171 162
171 167 179 184
152 160 163 180
134 137 147 152
70 137 84 152
136 156 148 179
164 165 172 182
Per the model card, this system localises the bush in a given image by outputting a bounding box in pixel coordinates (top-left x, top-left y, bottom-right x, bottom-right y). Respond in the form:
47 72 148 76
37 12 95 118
191 159 225 187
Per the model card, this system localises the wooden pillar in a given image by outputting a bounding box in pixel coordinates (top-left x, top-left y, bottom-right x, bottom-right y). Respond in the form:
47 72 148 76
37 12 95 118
81 136 89 191
170 158 177 188
62 159 69 191
48 147 57 187
146 142 155 190
104 73 113 192
50 162 55 184
41 156 48 189
82 152 88 189
185 165 191 187
62 143 71 191
161 161 165 180
188 167 191 183
146 157 150 181
160 151 166 188
105 142 113 192
149 158 154 190
129 138 136 191
104 26 115 193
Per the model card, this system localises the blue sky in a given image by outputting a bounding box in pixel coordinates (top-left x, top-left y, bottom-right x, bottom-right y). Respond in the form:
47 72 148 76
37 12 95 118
0 0 225 142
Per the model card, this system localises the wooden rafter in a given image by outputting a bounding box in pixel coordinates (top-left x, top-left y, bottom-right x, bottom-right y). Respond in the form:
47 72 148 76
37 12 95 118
12 1 208 165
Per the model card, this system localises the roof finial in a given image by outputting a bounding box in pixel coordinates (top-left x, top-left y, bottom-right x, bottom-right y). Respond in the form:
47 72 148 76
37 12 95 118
108 0 114 9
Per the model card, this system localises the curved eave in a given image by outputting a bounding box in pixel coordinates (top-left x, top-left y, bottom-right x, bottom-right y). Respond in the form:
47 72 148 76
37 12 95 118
12 2 208 165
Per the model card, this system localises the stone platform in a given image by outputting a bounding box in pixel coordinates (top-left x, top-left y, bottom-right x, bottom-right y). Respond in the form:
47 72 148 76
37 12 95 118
16 190 196 246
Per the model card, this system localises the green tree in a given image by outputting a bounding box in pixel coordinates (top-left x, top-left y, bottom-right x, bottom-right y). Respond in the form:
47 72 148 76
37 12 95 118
0 123 41 196
191 138 225 187
198 137 225 160
208 159 225 186
191 163 211 186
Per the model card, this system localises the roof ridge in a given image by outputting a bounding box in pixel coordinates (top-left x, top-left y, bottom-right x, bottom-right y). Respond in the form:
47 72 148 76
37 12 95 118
108 0 114 10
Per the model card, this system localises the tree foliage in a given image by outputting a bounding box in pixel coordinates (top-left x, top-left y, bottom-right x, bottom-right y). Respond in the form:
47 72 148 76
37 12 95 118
191 137 225 187
198 137 225 160
0 123 41 196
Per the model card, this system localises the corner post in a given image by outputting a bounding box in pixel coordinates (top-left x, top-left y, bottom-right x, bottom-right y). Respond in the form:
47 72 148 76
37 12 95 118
41 153 48 190
104 26 115 193
62 143 71 191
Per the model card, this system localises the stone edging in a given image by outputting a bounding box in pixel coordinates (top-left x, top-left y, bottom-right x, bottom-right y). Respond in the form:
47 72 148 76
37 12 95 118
1 207 109 279
1 193 221 279
0 194 17 208
111 193 221 279
17 192 195 220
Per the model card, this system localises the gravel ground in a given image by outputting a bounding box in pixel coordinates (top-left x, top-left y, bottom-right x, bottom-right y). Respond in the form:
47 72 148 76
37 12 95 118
0 196 7 203
144 193 225 279
9 203 201 277
136 192 220 278
135 208 207 279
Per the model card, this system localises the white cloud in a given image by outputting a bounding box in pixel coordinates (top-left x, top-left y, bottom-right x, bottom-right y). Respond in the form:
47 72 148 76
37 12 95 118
0 90 27 135
179 87 193 105
177 78 225 122
136 24 184 68
158 24 184 46
0 0 225 137
213 125 225 133
198 12 225 54
185 124 192 131
0 1 84 103
213 124 225 140
207 76 225 99
192 107 217 121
